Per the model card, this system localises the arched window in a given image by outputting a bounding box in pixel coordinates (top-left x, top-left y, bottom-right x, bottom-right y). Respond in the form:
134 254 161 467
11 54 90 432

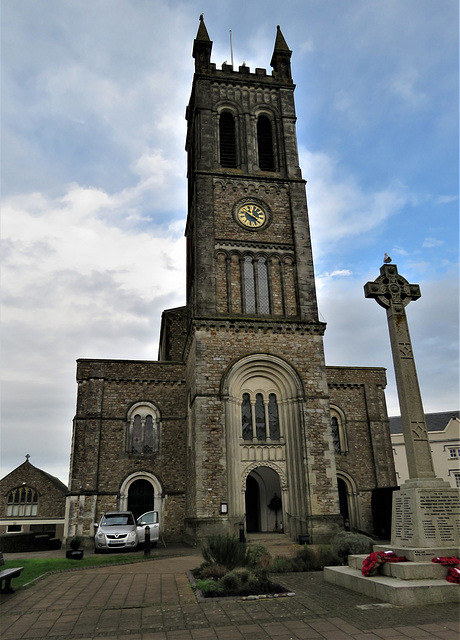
244 256 256 313
243 255 270 315
330 407 348 455
241 393 253 441
241 391 280 442
255 393 266 440
257 258 270 313
257 115 275 171
331 417 341 454
127 403 160 455
219 111 237 168
7 487 38 516
268 393 280 440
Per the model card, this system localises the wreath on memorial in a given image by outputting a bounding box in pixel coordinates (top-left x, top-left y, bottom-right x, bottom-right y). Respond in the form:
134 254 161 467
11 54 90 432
446 568 460 584
361 551 407 577
431 557 460 583
431 557 460 567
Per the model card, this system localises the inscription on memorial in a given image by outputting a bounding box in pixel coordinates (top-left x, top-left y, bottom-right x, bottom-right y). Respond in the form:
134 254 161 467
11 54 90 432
393 489 459 546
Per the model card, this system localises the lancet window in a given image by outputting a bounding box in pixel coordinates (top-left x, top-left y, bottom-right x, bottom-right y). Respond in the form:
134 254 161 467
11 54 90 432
7 487 38 516
219 111 237 168
330 407 348 455
241 392 280 441
243 255 270 315
257 115 275 171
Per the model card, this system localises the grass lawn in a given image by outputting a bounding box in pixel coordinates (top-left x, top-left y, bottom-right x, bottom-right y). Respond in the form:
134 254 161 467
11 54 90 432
2 554 151 589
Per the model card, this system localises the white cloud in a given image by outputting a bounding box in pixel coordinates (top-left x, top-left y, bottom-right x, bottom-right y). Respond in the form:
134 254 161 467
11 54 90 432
422 237 444 249
436 195 459 205
300 148 413 254
1 181 186 481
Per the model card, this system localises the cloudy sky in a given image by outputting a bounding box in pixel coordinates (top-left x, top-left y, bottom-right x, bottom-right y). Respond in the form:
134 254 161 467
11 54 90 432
2 0 458 484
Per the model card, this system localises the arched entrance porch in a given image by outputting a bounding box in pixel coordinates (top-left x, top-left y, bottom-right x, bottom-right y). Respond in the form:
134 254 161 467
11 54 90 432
245 466 283 533
119 472 163 521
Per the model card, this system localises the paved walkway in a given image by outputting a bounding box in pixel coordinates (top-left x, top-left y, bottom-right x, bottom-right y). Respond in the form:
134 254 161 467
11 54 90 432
1 548 458 640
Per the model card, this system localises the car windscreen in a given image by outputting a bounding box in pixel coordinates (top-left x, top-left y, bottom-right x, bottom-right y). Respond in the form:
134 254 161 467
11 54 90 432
101 514 134 526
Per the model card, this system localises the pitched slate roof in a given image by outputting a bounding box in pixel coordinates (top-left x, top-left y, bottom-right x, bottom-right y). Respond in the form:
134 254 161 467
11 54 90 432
389 411 460 435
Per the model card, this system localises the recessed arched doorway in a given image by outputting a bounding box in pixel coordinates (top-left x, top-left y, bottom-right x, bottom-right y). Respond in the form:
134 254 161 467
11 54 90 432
336 472 360 530
337 477 349 524
127 479 155 519
245 467 282 533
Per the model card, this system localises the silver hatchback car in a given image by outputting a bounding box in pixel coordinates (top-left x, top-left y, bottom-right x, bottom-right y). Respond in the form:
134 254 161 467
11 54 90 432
136 510 160 548
94 511 138 552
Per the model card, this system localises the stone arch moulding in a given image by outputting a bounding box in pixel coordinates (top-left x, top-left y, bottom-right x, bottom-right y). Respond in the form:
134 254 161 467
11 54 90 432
220 352 305 401
119 471 164 513
241 462 287 492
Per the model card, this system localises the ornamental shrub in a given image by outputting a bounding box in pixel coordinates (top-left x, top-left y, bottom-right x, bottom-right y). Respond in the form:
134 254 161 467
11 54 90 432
332 531 374 564
270 555 296 573
201 534 249 571
246 543 272 576
200 563 227 580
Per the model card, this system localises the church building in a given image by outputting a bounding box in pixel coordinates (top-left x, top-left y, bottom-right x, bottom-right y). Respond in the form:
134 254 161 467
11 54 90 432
65 18 396 546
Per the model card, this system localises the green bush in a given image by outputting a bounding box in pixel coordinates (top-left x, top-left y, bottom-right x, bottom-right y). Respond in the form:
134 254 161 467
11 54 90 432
270 555 296 573
194 578 218 594
317 544 341 568
331 531 374 564
220 571 240 590
292 545 318 571
201 534 248 571
200 563 227 580
246 543 272 576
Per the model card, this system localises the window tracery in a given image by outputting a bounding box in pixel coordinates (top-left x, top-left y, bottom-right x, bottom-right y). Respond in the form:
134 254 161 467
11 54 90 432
241 391 280 442
7 487 38 516
127 403 160 455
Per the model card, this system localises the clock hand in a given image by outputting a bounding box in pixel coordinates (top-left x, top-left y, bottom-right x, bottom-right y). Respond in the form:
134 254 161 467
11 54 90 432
246 211 260 221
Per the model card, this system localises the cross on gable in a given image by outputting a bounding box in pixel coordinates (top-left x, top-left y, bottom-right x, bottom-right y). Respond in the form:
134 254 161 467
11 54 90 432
364 264 421 311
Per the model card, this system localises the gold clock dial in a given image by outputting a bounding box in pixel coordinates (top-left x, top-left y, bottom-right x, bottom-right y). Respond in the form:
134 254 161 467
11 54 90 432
237 203 267 228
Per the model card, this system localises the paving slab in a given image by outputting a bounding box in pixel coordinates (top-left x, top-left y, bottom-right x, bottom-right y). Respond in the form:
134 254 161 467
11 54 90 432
0 549 458 639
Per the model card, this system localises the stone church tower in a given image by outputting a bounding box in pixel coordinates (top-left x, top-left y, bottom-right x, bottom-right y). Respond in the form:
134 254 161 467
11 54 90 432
65 19 396 546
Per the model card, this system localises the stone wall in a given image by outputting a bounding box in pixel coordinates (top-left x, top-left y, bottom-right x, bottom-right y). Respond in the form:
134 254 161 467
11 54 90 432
68 359 187 541
0 460 67 536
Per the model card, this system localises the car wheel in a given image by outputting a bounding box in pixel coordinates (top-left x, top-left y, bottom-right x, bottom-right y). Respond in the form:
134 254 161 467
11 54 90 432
152 541 158 548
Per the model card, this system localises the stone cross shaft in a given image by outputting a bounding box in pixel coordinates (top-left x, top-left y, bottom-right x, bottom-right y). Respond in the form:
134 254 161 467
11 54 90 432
364 264 435 480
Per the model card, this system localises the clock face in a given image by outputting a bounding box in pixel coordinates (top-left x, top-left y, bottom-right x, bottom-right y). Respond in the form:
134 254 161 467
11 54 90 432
237 203 267 229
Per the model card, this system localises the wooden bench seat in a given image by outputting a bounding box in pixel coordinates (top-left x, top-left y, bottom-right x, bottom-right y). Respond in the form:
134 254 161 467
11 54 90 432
0 567 24 593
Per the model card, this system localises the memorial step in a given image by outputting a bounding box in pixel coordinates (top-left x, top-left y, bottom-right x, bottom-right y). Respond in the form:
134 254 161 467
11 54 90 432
348 554 449 580
324 565 460 606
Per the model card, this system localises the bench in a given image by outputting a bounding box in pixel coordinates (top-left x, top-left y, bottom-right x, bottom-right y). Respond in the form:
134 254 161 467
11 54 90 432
0 567 24 594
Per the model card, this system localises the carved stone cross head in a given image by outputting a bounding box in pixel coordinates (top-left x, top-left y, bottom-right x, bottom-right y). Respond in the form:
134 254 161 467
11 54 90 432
364 264 421 312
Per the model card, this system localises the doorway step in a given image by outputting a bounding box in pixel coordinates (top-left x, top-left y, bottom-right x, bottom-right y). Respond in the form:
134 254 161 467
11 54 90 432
246 532 293 557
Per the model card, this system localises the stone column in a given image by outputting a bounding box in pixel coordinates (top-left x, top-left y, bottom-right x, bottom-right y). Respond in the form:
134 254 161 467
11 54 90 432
364 264 459 560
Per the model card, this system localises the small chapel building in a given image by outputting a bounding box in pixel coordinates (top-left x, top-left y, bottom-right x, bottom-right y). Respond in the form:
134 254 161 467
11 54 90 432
65 19 396 546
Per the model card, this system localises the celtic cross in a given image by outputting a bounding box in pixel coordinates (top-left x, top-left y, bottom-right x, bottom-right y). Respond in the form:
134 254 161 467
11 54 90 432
364 264 435 480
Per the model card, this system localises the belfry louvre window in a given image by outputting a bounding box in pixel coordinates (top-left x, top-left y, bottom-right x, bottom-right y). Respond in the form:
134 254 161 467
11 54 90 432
219 111 237 168
241 392 280 441
7 487 38 516
257 115 275 171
